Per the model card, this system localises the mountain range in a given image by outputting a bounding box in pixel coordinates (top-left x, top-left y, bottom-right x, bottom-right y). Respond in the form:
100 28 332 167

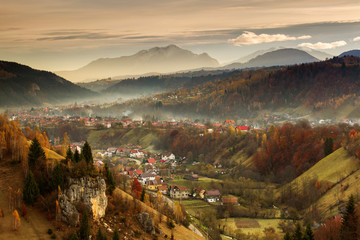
0 61 96 108
56 45 219 82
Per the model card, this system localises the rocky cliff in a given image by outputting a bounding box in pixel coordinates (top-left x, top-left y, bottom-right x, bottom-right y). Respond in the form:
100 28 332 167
58 177 108 225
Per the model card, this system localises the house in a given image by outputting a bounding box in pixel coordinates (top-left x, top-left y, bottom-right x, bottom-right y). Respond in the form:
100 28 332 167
157 184 168 195
129 150 144 158
213 160 222 169
224 120 235 125
192 187 205 199
147 158 156 164
107 147 118 154
138 172 156 184
205 189 221 203
221 196 238 205
128 169 143 178
169 185 189 199
146 178 163 191
161 153 175 161
236 126 250 133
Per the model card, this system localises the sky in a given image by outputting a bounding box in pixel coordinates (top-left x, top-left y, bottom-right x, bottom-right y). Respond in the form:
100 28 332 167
1 0 360 71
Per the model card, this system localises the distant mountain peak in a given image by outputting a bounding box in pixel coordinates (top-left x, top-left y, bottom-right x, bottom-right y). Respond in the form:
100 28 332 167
339 50 360 58
56 45 219 82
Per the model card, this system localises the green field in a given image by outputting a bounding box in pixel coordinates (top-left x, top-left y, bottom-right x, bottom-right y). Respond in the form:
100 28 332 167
169 176 222 191
181 199 217 216
219 217 285 236
87 127 161 151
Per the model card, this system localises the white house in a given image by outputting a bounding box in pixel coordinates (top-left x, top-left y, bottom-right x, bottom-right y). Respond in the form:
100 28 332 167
161 153 175 161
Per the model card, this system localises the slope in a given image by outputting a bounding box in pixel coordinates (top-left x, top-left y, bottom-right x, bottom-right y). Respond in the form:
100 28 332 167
0 61 96 107
339 50 360 57
279 148 360 217
57 45 220 82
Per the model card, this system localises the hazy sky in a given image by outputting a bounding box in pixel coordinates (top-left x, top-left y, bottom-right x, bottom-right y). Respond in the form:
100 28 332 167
1 0 360 71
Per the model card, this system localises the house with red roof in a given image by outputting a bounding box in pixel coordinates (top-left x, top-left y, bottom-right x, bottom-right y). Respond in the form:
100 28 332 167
169 185 189 199
147 158 156 164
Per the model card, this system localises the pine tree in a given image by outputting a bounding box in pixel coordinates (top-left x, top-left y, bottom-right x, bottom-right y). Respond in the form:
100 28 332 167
82 141 93 165
104 163 116 195
140 188 146 202
51 163 65 191
79 212 90 240
68 233 79 240
284 232 291 240
23 171 39 205
96 228 107 240
324 137 333 156
293 223 303 240
112 229 120 240
66 146 73 163
74 148 81 163
28 137 46 167
303 224 315 240
341 195 358 240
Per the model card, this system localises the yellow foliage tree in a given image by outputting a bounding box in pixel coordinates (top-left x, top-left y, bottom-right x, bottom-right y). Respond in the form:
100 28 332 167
12 209 20 230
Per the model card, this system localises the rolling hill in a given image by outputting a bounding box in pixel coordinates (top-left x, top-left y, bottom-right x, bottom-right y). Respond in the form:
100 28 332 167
56 45 220 82
339 49 360 57
100 56 360 120
222 48 319 70
0 61 96 108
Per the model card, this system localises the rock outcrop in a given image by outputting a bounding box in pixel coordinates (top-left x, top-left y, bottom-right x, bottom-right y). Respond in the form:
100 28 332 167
137 212 155 235
59 177 108 225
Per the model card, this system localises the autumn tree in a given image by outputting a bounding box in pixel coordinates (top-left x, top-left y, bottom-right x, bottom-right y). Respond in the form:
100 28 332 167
131 178 142 199
12 209 20 230
340 195 358 240
23 171 39 205
28 137 45 167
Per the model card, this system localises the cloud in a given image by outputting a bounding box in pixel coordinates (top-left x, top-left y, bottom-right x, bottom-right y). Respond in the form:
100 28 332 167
37 32 128 41
228 31 311 46
354 36 360 41
298 40 347 49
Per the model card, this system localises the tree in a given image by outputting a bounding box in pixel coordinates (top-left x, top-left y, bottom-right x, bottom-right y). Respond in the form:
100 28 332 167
82 141 93 165
104 163 116 195
293 223 303 240
131 178 142 199
96 228 107 240
51 163 65 191
79 211 90 240
283 232 291 240
112 229 120 240
68 233 80 240
324 137 333 156
23 171 39 205
74 148 81 163
140 188 146 202
66 146 73 163
28 137 45 167
340 195 358 240
303 224 315 240
12 209 20 230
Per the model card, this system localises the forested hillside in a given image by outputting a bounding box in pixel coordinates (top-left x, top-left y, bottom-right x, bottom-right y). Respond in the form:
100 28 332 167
0 61 96 107
102 56 360 120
